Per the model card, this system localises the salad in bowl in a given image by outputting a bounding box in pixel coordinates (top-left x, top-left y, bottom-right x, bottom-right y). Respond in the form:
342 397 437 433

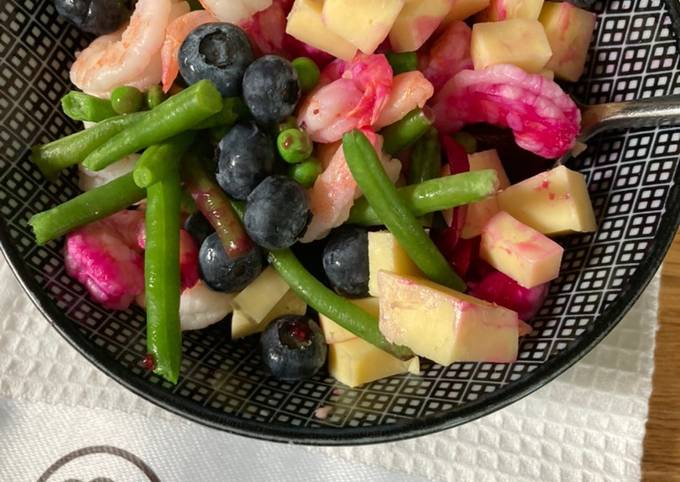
32 0 603 390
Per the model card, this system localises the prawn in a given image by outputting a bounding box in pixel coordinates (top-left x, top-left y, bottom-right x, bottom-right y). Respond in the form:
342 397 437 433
297 54 393 143
178 281 234 331
301 129 402 242
78 154 139 191
199 0 272 23
432 64 581 159
160 10 218 93
419 21 473 91
374 71 434 129
70 0 189 98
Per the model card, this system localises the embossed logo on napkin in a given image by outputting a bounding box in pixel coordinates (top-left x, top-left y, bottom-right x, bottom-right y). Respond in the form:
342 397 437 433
37 445 160 482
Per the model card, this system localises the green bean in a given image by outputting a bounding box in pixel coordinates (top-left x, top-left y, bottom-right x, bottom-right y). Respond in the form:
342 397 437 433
83 80 222 171
452 132 477 154
182 153 253 258
292 57 321 92
133 132 195 188
111 86 144 114
385 52 418 75
408 128 441 185
31 112 146 180
277 128 313 164
145 163 182 384
343 130 466 291
145 85 166 110
61 91 117 122
29 172 145 245
288 157 321 188
348 170 499 226
380 108 433 156
268 249 414 360
191 97 247 130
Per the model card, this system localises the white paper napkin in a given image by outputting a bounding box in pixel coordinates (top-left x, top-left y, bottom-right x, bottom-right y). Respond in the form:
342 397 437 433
0 254 659 481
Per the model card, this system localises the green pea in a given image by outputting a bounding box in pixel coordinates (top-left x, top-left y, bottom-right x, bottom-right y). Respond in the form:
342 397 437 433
111 86 144 114
277 116 298 134
277 128 313 164
145 85 166 110
292 57 321 93
289 157 321 188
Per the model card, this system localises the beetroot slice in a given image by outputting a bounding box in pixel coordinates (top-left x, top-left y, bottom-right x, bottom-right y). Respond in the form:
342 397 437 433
469 270 549 321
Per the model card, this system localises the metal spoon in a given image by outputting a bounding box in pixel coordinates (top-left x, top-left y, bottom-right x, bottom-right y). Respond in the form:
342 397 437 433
557 94 680 164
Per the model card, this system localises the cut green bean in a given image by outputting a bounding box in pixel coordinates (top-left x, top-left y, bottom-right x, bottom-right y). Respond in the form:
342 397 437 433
386 52 418 75
277 128 313 164
29 172 145 245
343 130 466 291
380 108 433 156
408 128 441 185
268 249 414 360
288 157 321 188
145 163 182 384
182 153 253 258
61 91 117 122
191 97 247 130
348 170 499 226
31 112 146 180
292 57 321 92
133 132 195 188
452 131 477 154
84 80 222 171
111 86 144 114
145 85 166 110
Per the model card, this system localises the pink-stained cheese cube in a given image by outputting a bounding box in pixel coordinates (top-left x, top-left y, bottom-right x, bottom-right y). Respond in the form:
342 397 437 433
378 271 522 365
539 1 596 81
480 211 563 288
442 0 491 24
478 0 544 21
461 149 508 239
389 0 454 53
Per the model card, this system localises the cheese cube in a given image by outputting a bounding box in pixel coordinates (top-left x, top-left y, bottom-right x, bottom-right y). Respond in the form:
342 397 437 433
329 337 420 387
539 1 596 81
461 150 508 239
497 166 597 236
480 211 563 288
368 231 422 296
231 290 307 339
479 0 544 21
442 0 490 24
322 0 406 54
319 297 380 344
471 19 552 73
231 266 290 325
378 271 521 365
389 0 454 52
286 0 357 60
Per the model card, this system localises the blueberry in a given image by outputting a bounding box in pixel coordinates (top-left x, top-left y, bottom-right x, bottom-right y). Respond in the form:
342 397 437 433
179 23 254 97
260 316 327 381
242 55 301 127
55 0 131 35
322 226 369 298
199 233 263 293
184 212 213 246
244 176 310 250
216 123 275 200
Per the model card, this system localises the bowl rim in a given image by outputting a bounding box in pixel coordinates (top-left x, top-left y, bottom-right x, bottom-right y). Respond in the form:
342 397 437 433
1 0 679 446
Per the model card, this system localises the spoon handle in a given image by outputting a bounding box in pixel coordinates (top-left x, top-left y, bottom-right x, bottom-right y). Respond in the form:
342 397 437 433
580 94 680 140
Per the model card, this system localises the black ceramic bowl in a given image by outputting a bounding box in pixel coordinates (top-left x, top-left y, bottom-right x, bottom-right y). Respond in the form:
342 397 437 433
0 0 678 445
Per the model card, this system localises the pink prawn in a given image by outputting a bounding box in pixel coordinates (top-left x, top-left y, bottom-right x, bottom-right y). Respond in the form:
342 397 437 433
374 71 434 129
297 54 393 143
301 130 401 242
419 21 473 91
432 64 581 159
160 10 218 93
